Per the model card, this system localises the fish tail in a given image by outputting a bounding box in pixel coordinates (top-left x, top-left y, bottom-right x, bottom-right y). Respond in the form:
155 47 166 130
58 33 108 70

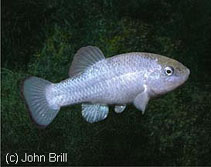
21 77 60 128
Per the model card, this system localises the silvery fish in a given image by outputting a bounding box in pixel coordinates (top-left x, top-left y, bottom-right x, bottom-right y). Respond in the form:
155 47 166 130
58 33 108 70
22 46 190 127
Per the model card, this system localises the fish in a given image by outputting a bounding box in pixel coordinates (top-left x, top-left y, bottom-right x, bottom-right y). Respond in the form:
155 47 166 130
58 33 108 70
21 46 190 127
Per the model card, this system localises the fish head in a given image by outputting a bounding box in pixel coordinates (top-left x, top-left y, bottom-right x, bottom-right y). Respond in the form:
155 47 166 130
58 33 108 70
147 55 190 96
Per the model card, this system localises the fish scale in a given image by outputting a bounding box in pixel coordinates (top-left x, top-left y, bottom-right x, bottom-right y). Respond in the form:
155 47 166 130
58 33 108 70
52 55 146 106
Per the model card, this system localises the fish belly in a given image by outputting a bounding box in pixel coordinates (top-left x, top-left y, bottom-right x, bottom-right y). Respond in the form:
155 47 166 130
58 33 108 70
85 72 144 105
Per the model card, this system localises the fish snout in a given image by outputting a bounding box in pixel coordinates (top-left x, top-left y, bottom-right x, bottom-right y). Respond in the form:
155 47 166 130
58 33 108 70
180 67 190 84
187 68 190 76
185 68 190 80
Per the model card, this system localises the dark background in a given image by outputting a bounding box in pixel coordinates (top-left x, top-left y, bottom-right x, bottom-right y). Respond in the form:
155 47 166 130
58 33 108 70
2 0 211 166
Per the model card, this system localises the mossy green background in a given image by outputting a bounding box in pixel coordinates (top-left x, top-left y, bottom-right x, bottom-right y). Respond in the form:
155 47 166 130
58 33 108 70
2 0 211 166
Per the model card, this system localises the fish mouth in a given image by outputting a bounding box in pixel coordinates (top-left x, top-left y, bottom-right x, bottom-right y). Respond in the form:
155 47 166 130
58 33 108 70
179 68 190 86
186 68 190 77
184 68 190 81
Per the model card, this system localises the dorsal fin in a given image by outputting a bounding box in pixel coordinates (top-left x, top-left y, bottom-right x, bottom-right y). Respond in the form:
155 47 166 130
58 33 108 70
69 46 105 77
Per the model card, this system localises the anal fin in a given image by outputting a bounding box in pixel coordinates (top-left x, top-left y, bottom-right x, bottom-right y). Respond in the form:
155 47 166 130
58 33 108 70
82 104 109 123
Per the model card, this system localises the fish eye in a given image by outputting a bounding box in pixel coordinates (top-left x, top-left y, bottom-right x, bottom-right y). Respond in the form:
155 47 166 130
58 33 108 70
164 66 174 76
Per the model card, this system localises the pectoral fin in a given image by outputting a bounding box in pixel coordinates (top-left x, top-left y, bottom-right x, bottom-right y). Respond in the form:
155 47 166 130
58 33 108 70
82 103 109 123
114 105 126 113
133 92 150 114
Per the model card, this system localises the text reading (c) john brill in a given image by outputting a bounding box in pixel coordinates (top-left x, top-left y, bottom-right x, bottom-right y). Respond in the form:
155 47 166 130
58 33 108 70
5 153 68 164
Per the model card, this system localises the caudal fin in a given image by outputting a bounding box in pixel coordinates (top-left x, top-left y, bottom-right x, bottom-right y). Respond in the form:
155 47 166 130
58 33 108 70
21 77 60 127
